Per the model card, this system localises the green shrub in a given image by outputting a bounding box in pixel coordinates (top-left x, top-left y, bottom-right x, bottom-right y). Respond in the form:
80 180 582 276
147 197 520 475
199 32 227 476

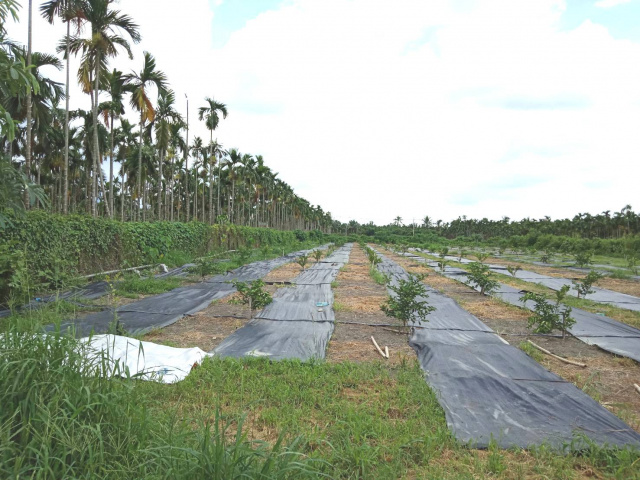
381 274 435 327
465 262 499 295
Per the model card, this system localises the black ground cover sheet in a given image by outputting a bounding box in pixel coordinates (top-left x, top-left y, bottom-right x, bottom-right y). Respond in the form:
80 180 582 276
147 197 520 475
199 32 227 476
375 252 640 449
49 247 325 337
423 251 640 312
213 244 352 361
409 250 640 363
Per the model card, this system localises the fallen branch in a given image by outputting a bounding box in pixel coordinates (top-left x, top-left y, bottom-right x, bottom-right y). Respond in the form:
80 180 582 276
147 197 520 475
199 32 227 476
371 336 387 359
527 340 587 367
634 384 640 396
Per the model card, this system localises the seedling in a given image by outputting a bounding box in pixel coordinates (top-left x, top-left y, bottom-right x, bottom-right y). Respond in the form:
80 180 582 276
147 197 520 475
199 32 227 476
627 255 638 275
458 250 467 262
572 270 603 299
465 262 499 295
438 247 449 258
437 260 448 273
234 247 252 267
506 265 521 277
475 253 490 264
188 258 223 281
521 285 575 339
296 254 309 271
540 251 551 264
573 250 593 268
231 279 272 317
381 273 434 328
313 250 323 263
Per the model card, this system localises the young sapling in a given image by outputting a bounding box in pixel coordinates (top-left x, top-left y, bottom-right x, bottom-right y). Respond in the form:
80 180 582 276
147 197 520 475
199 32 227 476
296 254 309 271
506 265 521 277
381 273 435 329
465 262 499 295
521 285 575 339
572 270 603 299
231 279 273 318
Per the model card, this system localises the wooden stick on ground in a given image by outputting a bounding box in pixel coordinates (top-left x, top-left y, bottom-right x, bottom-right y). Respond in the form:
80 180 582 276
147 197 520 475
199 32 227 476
527 340 587 368
384 346 389 359
634 384 640 396
371 336 387 359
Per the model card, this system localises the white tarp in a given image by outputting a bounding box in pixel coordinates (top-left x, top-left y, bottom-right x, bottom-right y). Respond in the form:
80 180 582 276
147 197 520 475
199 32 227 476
81 334 212 383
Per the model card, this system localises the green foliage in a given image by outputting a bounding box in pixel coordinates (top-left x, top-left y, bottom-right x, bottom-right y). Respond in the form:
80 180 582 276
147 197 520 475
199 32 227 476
364 246 381 268
188 258 226 281
296 254 309 271
437 259 448 273
627 255 638 275
521 285 575 339
457 250 466 262
506 264 522 277
380 274 435 327
0 212 315 301
233 246 252 267
0 156 49 228
465 262 499 295
369 266 388 285
572 270 603 299
231 279 273 313
313 249 323 263
438 247 449 258
115 275 183 296
519 340 544 363
574 250 593 268
475 252 490 263
0 331 319 478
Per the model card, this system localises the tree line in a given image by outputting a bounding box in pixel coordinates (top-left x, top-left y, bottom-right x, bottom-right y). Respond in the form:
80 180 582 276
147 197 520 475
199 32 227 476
0 0 333 232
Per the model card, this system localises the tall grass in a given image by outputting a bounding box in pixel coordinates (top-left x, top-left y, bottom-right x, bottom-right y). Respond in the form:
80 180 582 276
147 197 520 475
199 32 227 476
0 329 321 479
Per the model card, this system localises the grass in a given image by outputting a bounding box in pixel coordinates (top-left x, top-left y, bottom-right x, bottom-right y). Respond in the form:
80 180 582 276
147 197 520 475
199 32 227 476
115 274 185 297
519 340 544 363
369 266 388 285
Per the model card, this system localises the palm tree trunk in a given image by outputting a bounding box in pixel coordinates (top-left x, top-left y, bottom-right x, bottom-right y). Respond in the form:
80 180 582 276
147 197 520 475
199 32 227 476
137 115 143 221
208 163 213 224
109 112 114 217
63 20 70 215
121 171 125 221
157 150 163 219
91 50 102 218
24 0 33 210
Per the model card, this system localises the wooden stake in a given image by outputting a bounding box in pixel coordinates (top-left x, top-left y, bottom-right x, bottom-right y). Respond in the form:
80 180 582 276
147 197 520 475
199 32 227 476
634 384 640 396
527 340 587 367
384 346 389 359
371 336 387 359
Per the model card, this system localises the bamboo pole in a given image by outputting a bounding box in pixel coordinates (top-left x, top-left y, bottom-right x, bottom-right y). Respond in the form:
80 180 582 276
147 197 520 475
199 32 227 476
527 340 587 367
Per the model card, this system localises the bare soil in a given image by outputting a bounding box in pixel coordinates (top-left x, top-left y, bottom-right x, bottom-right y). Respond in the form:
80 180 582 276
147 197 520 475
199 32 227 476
327 245 415 364
381 246 640 433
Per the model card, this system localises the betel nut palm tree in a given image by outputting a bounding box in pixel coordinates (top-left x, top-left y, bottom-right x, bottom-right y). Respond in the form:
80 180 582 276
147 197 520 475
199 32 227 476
198 97 227 221
125 51 167 220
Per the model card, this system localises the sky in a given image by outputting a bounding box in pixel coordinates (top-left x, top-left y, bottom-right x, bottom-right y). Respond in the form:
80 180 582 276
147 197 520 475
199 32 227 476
6 0 640 226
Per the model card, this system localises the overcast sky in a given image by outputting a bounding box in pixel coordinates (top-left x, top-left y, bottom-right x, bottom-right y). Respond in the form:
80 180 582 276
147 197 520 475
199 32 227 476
7 0 640 225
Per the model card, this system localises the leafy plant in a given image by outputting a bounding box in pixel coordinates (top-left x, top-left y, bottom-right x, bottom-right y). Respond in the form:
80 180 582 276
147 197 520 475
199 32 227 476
458 250 466 262
627 255 638 275
521 285 575 339
438 247 449 258
381 274 435 328
475 253 490 264
231 279 272 315
572 270 603 299
540 251 551 264
296 254 309 271
233 246 252 267
573 250 593 268
437 259 448 273
188 258 224 281
313 249 323 263
506 265 521 277
465 262 499 295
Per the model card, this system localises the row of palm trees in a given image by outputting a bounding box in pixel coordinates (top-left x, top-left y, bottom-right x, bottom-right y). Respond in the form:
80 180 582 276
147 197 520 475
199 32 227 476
0 0 333 232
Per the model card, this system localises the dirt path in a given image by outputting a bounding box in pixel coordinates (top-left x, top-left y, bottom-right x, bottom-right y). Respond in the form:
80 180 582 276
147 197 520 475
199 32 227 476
327 244 415 364
381 246 640 433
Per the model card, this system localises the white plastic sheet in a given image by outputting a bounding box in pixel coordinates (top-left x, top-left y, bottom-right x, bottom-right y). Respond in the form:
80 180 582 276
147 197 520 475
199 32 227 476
81 334 211 383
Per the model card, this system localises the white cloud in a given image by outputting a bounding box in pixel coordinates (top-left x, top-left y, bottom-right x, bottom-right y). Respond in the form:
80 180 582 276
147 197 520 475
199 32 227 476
595 0 632 9
6 0 640 225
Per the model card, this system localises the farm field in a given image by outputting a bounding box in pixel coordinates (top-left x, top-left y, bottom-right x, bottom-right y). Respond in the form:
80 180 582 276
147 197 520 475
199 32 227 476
4 241 640 478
